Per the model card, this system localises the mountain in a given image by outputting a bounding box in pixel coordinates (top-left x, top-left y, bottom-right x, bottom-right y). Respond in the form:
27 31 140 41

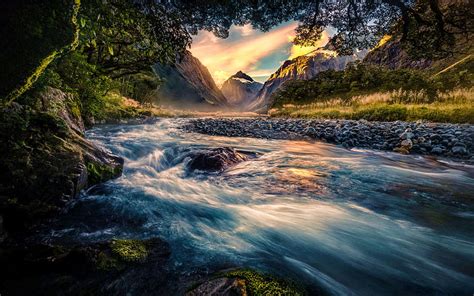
248 51 366 112
221 71 262 108
153 51 228 110
363 38 432 70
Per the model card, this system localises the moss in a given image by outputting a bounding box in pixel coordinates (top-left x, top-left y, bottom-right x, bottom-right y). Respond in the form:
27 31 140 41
224 269 305 296
110 239 149 263
5 0 81 104
96 251 122 271
86 162 121 186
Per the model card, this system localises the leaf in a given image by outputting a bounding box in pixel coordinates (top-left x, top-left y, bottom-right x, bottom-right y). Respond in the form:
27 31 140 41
80 18 86 28
108 45 114 56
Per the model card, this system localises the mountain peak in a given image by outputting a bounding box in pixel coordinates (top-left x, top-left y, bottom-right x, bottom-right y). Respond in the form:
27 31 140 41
231 71 254 82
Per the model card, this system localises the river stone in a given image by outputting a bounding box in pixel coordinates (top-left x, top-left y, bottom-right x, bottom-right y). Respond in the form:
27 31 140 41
400 139 413 149
431 146 444 154
452 146 468 155
186 277 247 296
187 148 249 172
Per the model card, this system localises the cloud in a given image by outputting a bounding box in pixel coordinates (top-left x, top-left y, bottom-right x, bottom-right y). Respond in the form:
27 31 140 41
191 22 298 85
287 31 330 60
191 22 330 85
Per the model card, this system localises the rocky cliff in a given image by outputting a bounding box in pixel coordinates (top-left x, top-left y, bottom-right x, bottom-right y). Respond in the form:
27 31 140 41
153 51 229 111
248 51 364 112
363 39 433 70
0 87 123 239
221 71 262 108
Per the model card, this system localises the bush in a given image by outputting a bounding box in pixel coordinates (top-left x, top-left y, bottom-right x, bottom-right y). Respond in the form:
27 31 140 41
352 105 408 121
271 63 438 108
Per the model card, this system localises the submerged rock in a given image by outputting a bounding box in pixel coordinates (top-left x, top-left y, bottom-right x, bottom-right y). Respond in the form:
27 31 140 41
186 147 250 172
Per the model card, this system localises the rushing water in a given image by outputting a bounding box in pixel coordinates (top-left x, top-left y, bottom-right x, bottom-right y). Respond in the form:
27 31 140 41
45 118 474 295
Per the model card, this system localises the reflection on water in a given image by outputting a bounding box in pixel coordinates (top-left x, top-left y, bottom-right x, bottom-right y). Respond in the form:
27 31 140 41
46 119 474 295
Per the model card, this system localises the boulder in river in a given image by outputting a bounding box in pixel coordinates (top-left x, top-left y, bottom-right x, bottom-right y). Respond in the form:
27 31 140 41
186 147 250 172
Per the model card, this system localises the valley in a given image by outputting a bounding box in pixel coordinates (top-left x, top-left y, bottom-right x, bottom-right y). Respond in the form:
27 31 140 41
1 1 473 295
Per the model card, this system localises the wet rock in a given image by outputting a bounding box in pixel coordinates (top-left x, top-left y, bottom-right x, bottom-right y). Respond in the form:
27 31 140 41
431 146 444 154
187 148 249 172
0 87 123 236
187 269 306 296
0 238 170 295
400 139 413 149
187 277 248 296
400 128 414 140
452 145 468 155
185 118 472 161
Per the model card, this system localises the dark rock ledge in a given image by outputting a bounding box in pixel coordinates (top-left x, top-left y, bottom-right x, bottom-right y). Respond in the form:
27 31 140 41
185 118 474 162
0 87 123 241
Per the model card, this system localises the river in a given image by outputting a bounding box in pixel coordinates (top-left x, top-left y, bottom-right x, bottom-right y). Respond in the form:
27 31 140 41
44 118 474 295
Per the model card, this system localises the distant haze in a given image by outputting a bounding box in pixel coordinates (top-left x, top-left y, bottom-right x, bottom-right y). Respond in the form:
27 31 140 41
191 22 331 86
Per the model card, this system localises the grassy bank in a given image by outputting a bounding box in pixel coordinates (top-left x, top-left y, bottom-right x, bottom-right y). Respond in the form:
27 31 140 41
270 88 474 123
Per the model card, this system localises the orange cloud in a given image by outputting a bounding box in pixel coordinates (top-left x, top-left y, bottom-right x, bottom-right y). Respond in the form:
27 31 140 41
288 31 330 60
191 23 331 85
191 23 299 85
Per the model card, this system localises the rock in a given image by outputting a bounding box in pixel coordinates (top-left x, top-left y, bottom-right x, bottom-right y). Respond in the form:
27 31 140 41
400 139 413 151
0 87 124 236
187 277 247 296
393 147 410 154
187 269 305 296
0 238 170 295
452 146 468 155
187 148 249 172
431 146 444 154
185 118 473 161
400 129 414 140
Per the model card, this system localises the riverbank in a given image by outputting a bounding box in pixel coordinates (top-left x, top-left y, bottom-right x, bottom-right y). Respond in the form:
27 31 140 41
185 117 474 162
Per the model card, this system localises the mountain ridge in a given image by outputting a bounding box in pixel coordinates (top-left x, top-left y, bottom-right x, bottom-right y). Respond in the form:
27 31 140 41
248 51 366 112
221 71 262 108
153 50 229 110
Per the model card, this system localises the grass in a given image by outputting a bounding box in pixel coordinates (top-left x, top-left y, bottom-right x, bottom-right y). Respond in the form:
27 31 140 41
269 88 474 123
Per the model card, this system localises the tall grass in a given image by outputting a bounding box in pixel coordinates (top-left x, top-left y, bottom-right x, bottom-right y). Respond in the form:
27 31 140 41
270 88 474 123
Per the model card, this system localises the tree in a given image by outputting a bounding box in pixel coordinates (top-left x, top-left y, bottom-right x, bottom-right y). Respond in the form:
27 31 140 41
79 0 191 78
165 0 472 57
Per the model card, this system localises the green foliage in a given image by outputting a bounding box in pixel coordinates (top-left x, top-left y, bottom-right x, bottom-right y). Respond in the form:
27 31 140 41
272 63 439 108
86 152 122 185
78 0 190 78
117 72 161 106
96 252 122 271
225 269 305 296
352 105 408 121
110 239 149 263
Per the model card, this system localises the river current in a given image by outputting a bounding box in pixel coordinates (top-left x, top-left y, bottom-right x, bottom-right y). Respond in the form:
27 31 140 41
45 118 474 295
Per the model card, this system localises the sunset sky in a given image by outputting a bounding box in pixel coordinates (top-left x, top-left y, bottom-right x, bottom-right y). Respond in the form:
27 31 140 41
190 21 331 86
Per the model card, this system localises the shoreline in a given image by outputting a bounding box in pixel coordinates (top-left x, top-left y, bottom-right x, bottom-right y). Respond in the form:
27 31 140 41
184 117 474 163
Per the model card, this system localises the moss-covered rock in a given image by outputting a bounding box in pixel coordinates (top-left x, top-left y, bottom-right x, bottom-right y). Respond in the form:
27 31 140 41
110 239 149 263
0 87 123 237
0 237 170 294
187 269 307 296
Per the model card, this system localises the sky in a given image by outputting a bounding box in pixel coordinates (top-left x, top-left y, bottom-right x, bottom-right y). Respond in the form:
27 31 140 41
190 21 330 86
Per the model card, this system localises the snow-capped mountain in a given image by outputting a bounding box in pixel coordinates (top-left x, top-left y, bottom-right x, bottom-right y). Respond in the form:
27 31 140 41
221 71 262 108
